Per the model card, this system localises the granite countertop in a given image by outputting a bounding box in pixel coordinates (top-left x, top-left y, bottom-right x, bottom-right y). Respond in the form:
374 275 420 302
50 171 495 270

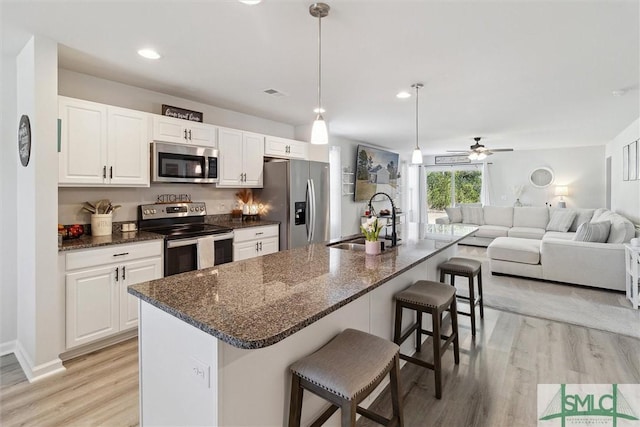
59 230 164 252
128 223 477 349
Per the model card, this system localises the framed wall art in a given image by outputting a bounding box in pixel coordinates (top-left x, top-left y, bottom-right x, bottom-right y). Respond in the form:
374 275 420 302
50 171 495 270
623 144 629 181
630 140 638 180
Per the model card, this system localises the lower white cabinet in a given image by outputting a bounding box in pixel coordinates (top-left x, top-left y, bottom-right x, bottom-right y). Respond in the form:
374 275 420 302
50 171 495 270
64 240 163 349
233 225 279 261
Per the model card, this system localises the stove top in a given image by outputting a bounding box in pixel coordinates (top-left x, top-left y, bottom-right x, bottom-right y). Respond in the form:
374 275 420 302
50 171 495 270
138 202 233 240
148 223 233 239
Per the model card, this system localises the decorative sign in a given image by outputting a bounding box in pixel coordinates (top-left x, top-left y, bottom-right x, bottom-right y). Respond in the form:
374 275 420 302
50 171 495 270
434 155 471 165
18 115 31 167
157 194 192 203
162 105 203 122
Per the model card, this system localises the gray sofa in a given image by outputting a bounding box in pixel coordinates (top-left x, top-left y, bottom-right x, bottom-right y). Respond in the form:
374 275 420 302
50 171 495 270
437 206 635 291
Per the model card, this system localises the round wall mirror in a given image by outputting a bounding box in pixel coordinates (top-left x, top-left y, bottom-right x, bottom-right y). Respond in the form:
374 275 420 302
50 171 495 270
529 167 554 188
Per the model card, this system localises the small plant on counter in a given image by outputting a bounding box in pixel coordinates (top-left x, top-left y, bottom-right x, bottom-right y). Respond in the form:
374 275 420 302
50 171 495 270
82 199 122 215
360 216 384 242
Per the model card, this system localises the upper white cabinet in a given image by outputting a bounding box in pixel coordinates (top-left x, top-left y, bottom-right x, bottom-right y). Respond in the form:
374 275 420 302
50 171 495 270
152 115 217 147
217 128 265 188
264 136 309 160
58 96 150 187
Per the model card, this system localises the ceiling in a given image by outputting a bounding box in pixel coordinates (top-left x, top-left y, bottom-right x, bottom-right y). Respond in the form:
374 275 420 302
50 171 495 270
2 0 639 155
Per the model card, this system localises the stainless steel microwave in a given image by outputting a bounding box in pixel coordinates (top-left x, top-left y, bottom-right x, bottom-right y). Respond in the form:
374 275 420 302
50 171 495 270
151 142 218 183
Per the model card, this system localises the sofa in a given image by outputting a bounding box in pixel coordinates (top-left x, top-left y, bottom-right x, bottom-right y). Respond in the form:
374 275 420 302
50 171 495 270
436 206 636 291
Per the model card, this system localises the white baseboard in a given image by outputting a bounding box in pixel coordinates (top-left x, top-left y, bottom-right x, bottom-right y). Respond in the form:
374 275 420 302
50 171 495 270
14 340 66 383
0 340 16 356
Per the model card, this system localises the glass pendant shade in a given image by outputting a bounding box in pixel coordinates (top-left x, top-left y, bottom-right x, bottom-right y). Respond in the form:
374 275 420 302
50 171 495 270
477 152 487 160
311 114 328 145
411 147 423 164
468 152 479 161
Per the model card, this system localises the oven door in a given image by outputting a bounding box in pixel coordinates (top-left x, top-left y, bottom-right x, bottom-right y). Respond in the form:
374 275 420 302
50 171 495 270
164 232 234 277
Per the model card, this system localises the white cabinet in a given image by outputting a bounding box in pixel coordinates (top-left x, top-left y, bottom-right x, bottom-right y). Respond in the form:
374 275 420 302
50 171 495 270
58 96 150 187
152 115 217 147
233 225 279 261
217 128 265 188
64 240 163 349
264 136 309 160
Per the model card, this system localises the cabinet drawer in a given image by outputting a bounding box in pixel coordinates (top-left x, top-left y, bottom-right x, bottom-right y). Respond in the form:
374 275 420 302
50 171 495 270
66 240 163 271
233 225 279 243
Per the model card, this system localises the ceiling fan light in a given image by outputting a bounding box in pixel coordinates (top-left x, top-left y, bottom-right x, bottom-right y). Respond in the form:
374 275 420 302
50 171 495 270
477 152 487 160
411 147 423 165
468 152 478 161
311 114 328 145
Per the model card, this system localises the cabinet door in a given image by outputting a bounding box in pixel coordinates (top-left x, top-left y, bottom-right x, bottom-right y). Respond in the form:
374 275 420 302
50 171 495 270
287 140 309 160
260 237 279 256
120 257 162 331
108 107 150 186
59 97 107 185
233 240 259 261
66 265 118 349
264 136 289 158
217 128 244 187
243 132 265 187
152 115 187 144
188 123 217 147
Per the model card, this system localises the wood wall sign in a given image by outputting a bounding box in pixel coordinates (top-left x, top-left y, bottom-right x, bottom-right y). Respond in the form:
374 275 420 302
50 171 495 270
161 105 203 122
18 115 31 167
434 155 471 165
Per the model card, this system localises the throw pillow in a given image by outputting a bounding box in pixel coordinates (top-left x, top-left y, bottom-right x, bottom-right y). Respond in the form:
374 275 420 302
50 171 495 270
461 206 484 225
546 210 577 232
573 221 611 243
445 207 462 223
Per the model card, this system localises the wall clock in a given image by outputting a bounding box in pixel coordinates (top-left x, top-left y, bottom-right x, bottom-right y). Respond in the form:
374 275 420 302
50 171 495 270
18 115 31 167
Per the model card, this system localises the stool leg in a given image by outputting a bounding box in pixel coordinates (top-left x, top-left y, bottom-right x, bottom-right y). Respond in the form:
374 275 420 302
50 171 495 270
432 309 443 399
288 374 303 427
416 310 423 352
440 269 445 283
450 298 460 365
450 274 456 287
478 267 484 319
389 353 404 427
393 301 403 345
468 273 476 337
341 400 357 426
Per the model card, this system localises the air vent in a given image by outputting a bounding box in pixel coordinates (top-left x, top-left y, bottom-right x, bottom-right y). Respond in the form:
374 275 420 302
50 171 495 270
263 88 286 97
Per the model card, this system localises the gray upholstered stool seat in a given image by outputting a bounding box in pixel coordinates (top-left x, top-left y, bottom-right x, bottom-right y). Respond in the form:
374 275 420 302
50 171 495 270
289 328 404 426
439 256 484 337
393 280 459 399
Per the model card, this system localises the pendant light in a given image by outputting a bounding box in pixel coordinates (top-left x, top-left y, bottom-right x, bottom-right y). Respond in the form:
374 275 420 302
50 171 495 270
310 3 330 145
410 83 424 164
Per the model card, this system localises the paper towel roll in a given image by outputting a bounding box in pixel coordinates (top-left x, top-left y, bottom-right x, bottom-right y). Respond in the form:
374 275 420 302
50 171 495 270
631 237 640 247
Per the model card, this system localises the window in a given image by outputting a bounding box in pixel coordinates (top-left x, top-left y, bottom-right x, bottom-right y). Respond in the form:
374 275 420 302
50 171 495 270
426 167 483 223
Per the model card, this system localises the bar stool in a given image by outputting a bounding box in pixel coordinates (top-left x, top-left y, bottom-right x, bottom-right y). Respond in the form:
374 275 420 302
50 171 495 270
393 280 459 399
438 257 484 336
288 328 403 427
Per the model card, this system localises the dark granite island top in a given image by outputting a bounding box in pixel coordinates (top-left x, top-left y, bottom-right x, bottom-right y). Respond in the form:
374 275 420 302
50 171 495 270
128 223 477 349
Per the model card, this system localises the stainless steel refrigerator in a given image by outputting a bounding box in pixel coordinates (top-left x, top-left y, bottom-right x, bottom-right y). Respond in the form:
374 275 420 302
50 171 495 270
258 159 329 250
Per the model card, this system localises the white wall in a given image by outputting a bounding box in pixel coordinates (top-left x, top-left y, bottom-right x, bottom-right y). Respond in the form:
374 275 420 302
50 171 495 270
1 54 18 352
16 36 65 380
606 117 640 224
424 146 605 209
59 69 295 139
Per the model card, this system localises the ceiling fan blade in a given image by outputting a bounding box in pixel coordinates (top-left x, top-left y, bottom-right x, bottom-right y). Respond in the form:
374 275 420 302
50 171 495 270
489 148 514 152
446 150 470 153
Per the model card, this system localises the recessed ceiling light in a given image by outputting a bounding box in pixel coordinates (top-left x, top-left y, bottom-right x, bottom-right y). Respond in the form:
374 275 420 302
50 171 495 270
239 0 262 4
313 107 326 114
137 49 161 60
396 91 411 99
612 89 627 97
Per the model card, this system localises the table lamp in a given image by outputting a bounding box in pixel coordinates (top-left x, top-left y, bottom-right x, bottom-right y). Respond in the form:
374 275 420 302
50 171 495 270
555 186 568 208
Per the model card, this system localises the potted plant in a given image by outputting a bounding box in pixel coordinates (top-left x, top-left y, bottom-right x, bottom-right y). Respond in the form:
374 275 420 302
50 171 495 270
360 216 384 255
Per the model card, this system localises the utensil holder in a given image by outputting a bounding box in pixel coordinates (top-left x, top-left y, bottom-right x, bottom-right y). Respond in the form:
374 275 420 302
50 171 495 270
91 213 113 236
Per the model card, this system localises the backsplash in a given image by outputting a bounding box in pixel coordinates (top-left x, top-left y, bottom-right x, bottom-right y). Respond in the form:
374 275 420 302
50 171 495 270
58 185 239 225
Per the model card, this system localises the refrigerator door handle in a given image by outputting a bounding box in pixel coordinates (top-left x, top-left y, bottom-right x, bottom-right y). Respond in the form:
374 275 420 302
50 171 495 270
306 179 312 242
309 179 316 242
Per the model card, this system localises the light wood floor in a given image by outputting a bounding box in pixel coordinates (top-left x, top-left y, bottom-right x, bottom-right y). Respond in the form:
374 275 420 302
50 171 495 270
1 307 639 427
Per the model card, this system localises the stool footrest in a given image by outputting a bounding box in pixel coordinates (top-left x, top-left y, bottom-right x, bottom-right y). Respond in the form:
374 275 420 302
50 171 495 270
400 353 435 370
310 405 339 427
357 406 393 426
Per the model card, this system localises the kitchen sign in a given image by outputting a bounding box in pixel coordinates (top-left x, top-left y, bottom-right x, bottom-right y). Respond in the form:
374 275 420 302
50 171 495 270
162 105 203 122
157 194 192 203
434 155 471 165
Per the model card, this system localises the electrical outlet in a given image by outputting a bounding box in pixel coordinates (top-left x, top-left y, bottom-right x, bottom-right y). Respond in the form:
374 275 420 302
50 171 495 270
189 357 210 389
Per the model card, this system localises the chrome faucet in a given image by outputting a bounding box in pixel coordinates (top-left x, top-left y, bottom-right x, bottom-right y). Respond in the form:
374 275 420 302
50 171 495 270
367 192 398 247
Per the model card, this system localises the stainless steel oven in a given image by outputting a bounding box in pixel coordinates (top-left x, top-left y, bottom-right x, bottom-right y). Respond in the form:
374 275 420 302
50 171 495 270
151 142 218 183
164 231 234 276
138 202 234 277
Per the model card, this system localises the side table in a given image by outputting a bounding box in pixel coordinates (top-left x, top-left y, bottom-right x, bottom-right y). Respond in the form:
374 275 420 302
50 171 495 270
624 244 640 309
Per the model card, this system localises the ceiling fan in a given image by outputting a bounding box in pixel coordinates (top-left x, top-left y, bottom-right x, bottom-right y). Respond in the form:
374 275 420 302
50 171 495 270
447 137 514 160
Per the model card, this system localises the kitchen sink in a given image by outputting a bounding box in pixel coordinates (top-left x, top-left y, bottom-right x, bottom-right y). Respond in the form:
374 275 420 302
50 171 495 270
329 242 366 251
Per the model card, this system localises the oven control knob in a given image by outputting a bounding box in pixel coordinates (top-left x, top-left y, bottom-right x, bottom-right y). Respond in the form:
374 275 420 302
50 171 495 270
151 209 156 214
144 209 149 215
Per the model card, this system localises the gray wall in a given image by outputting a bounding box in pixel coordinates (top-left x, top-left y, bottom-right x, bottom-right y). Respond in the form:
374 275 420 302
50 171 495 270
607 117 640 224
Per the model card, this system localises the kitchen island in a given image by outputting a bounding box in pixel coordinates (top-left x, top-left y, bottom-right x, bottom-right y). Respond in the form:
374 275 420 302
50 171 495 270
129 223 476 426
